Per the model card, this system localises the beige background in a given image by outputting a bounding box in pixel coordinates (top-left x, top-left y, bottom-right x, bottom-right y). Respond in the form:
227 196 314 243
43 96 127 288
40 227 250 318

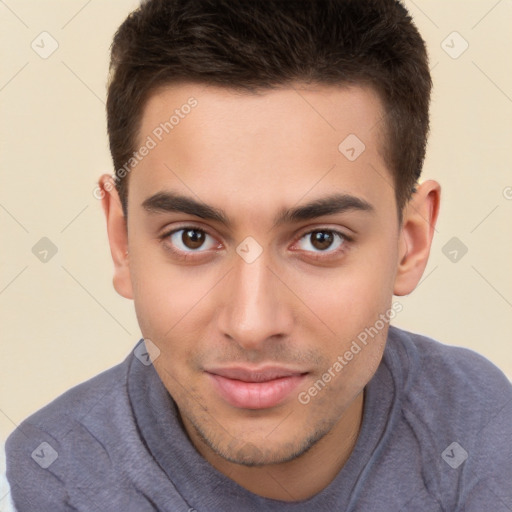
1 0 511 442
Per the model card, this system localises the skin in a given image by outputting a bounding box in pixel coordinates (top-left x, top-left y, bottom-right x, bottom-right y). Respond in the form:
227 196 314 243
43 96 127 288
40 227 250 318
98 82 440 501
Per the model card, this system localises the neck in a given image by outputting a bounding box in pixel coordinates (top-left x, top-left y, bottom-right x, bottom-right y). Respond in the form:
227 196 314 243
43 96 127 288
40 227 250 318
186 390 364 502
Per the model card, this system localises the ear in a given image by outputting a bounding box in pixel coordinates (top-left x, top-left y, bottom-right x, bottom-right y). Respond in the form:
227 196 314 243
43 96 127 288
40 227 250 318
393 180 441 296
98 174 133 300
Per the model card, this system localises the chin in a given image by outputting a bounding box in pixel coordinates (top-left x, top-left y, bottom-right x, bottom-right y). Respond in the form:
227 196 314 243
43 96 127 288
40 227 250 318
191 413 332 467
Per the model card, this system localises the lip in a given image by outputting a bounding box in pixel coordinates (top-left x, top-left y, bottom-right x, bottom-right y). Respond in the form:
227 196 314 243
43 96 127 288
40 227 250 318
206 366 307 410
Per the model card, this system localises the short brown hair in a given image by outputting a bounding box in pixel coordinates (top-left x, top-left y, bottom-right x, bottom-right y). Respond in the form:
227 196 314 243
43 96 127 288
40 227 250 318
106 0 432 218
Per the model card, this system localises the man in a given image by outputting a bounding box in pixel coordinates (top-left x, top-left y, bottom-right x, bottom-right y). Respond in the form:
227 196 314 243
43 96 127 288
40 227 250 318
5 0 512 510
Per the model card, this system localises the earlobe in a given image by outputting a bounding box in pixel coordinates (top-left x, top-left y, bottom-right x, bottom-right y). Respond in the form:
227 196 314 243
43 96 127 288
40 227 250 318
393 180 441 296
98 174 134 300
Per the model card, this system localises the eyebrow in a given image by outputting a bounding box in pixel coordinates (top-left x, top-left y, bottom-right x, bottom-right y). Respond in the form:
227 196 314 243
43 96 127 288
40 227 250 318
141 191 374 228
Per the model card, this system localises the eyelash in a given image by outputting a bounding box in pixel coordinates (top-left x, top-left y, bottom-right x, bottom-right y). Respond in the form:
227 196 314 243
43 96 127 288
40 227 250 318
159 225 352 262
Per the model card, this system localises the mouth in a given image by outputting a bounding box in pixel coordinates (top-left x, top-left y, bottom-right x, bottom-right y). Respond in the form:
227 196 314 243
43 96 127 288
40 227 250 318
205 367 308 410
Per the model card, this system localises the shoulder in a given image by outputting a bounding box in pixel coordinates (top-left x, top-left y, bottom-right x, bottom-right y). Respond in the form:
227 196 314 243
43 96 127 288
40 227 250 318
7 354 131 443
385 326 512 507
387 325 512 413
5 352 135 510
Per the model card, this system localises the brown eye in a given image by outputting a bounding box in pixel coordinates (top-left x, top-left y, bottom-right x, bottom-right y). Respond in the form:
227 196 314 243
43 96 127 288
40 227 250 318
167 228 218 252
182 229 205 249
310 231 334 250
296 229 345 253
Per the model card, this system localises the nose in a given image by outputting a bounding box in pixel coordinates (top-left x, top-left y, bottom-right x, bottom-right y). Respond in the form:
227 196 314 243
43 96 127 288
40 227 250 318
217 248 294 352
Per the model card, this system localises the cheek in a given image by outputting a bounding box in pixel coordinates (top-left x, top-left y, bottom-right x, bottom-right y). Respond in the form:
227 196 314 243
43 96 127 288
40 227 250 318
129 254 213 341
130 261 209 397
286 244 396 379
292 259 395 337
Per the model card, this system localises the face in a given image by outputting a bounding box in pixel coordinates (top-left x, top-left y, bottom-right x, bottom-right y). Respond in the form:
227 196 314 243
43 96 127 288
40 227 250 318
124 83 401 465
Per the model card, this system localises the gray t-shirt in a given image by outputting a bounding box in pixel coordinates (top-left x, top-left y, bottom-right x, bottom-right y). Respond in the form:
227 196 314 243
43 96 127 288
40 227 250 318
5 326 512 511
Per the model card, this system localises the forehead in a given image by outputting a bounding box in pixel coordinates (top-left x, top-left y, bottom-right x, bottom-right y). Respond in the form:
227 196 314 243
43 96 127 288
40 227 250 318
138 82 385 153
129 82 394 223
